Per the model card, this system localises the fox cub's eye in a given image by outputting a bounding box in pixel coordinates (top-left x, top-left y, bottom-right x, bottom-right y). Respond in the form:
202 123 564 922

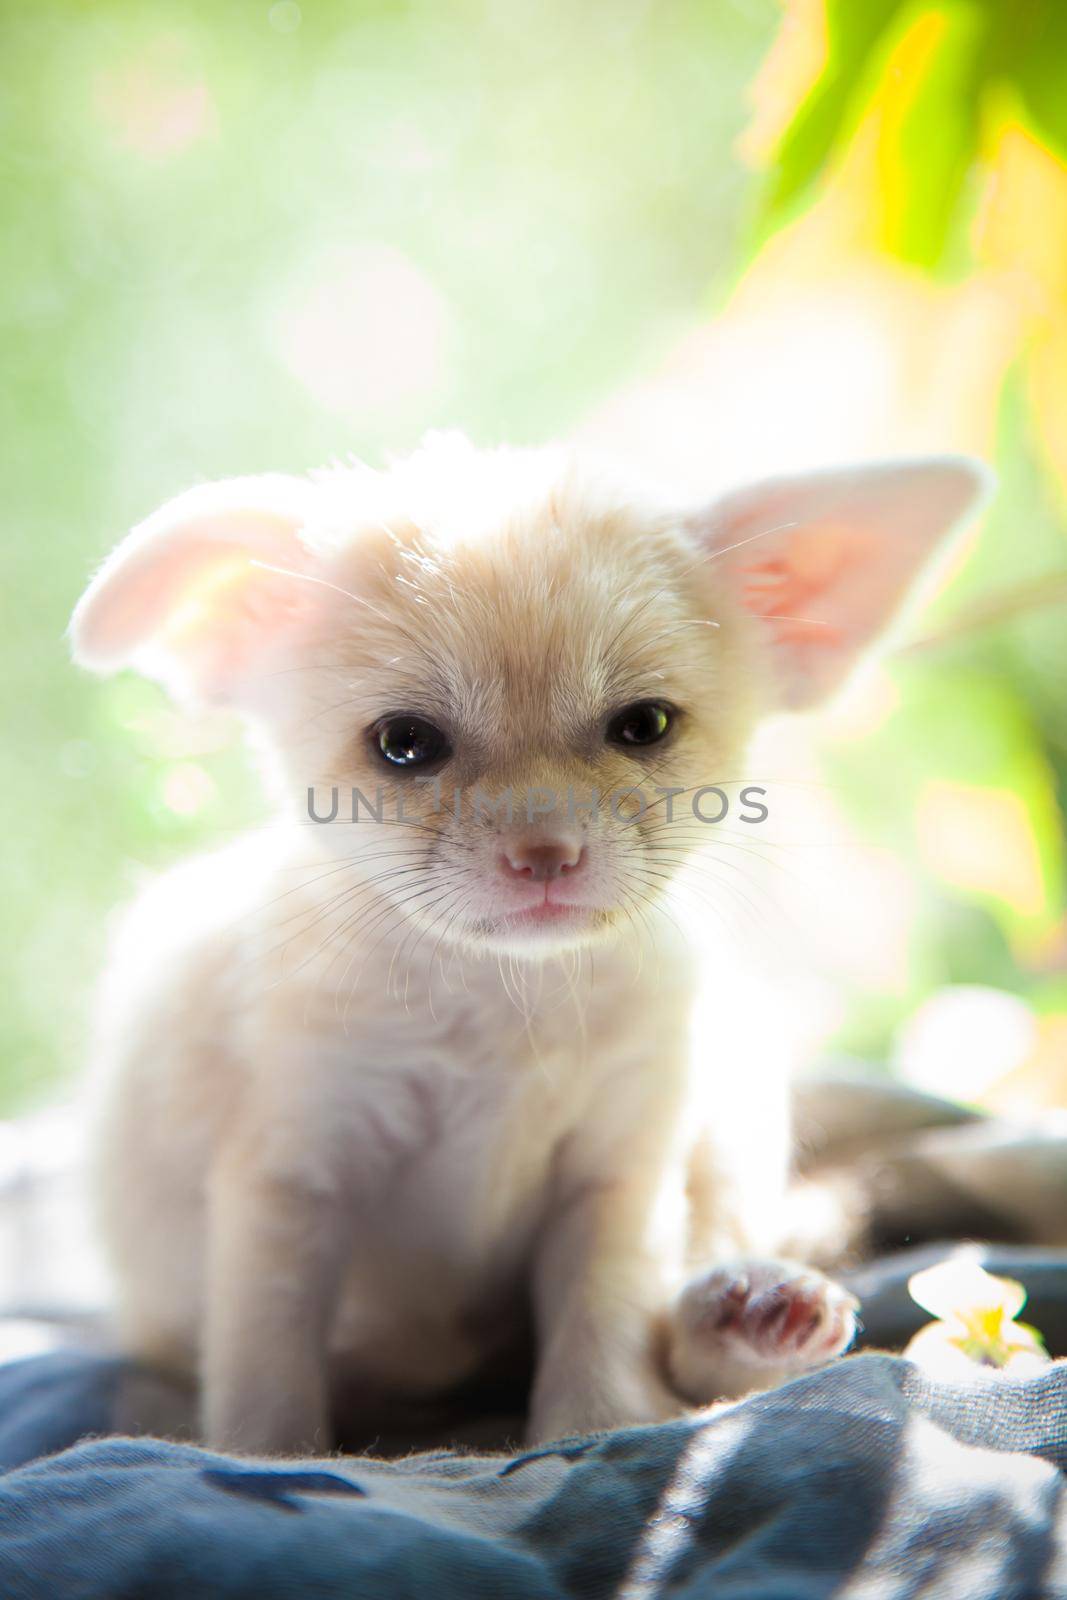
373 715 451 769
606 701 675 749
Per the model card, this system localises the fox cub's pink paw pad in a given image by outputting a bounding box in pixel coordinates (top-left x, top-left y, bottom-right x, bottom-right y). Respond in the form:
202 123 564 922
670 1260 858 1400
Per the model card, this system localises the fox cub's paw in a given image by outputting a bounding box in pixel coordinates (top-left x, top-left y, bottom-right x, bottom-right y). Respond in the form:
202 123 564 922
668 1259 858 1405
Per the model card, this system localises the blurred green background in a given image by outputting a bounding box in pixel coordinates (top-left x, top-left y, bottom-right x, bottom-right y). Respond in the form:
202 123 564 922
4 0 1067 1112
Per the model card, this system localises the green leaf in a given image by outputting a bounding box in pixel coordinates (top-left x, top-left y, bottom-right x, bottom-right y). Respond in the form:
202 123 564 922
760 0 1002 266
760 0 908 228
1017 2 1067 161
877 2 994 267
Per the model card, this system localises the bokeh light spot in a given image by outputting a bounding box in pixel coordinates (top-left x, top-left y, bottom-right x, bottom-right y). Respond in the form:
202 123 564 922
162 762 217 818
268 3 302 35
93 36 215 159
270 245 451 421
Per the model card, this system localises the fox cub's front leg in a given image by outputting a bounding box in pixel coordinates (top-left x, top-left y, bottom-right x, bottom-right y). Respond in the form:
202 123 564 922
527 1176 682 1443
201 1144 353 1455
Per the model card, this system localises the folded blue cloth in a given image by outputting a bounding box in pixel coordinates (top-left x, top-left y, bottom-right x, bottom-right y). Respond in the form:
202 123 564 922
2 1348 1066 1599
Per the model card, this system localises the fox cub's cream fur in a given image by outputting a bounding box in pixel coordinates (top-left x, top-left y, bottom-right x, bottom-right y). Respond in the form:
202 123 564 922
71 436 988 1454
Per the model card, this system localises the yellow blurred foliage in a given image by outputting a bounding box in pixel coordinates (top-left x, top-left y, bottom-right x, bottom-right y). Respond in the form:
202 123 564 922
916 779 1047 923
978 1012 1067 1114
745 2 1067 506
742 0 828 166
978 123 1067 492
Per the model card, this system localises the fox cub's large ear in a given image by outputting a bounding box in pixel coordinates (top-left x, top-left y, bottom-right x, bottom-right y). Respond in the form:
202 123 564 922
70 475 321 706
690 456 993 709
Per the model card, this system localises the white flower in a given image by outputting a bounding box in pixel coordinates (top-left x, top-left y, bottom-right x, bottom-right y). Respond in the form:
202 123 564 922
905 1254 1050 1376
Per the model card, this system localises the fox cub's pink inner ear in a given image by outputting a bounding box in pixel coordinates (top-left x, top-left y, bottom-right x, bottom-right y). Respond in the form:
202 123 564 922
690 456 993 709
69 474 320 706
